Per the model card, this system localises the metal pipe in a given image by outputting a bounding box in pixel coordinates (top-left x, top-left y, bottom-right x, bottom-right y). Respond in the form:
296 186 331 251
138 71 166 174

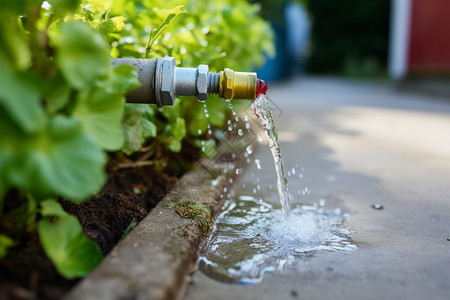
110 57 257 107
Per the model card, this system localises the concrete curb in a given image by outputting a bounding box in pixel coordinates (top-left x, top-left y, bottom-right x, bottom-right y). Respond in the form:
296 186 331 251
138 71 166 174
65 158 239 300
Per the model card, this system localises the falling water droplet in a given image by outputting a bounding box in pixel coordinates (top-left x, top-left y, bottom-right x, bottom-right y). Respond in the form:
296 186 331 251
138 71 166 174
287 171 291 176
235 168 241 175
253 188 257 194
244 116 249 121
229 178 233 184
258 134 263 142
208 129 212 135
257 184 261 190
223 187 227 192
246 158 251 163
292 168 296 175
198 129 202 135
245 123 251 130
238 129 243 136
319 199 326 207
227 120 232 125
228 125 233 131
202 147 206 152
246 145 253 154
235 116 239 122
255 159 262 170
206 113 210 118
229 104 233 109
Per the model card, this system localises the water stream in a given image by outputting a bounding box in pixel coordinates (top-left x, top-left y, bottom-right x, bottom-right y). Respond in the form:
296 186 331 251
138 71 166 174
198 84 356 283
252 94 290 217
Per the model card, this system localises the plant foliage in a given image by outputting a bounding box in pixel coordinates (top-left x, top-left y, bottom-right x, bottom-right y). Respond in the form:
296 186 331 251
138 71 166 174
0 0 273 279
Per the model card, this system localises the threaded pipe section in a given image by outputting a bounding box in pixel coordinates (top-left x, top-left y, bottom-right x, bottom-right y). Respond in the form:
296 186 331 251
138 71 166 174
208 72 220 95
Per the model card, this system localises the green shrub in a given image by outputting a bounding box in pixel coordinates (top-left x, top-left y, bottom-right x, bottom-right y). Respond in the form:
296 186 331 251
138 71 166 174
0 0 273 278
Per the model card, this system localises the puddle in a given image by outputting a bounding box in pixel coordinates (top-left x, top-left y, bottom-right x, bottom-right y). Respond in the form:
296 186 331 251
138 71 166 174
198 195 356 284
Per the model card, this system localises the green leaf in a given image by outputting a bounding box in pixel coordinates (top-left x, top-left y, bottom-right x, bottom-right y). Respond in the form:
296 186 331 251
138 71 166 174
204 98 227 127
73 65 139 151
45 74 72 114
0 52 45 133
161 100 182 123
188 101 208 136
97 16 127 34
74 89 125 151
47 0 81 15
122 104 157 155
55 21 110 90
167 117 186 153
145 5 184 57
0 15 31 69
40 199 69 218
4 115 106 201
0 235 14 259
142 118 157 138
38 216 103 279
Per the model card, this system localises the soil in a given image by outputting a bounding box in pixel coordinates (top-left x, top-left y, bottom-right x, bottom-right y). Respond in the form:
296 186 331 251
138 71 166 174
0 143 200 300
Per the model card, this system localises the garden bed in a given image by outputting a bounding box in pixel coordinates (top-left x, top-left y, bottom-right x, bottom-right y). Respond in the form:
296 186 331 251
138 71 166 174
0 143 200 300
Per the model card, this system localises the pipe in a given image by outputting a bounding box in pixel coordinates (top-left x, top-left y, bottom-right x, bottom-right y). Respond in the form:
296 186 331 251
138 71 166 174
110 57 257 107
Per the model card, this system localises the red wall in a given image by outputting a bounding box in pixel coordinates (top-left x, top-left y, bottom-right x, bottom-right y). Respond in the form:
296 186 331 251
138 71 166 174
408 0 450 73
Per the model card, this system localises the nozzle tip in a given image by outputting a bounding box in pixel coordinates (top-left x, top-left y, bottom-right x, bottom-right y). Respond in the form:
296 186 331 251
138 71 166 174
256 79 268 97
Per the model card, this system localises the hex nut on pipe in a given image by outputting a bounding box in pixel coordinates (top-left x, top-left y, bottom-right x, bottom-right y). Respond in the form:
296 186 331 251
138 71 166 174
197 65 209 101
160 57 176 106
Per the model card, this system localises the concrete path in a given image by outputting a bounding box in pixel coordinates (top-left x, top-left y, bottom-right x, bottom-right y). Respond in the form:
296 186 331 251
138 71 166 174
186 77 450 300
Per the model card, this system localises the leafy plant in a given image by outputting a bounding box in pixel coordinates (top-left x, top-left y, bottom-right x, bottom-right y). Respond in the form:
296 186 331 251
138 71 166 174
0 0 273 280
38 199 103 279
0 0 135 278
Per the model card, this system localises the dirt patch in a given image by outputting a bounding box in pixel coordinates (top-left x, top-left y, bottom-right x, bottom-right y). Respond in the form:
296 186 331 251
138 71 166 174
0 143 200 300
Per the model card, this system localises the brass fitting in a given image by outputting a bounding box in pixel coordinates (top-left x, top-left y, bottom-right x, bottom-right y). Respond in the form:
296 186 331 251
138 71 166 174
219 68 257 100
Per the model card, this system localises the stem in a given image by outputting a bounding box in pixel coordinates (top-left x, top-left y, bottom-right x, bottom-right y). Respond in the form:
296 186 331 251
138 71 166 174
118 160 155 169
144 30 153 59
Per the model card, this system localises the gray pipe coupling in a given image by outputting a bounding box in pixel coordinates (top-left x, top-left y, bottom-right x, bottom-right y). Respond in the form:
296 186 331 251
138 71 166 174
156 56 219 105
111 57 220 107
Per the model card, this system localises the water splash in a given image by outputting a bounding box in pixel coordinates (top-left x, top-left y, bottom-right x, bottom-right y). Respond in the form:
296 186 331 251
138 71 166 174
198 195 356 284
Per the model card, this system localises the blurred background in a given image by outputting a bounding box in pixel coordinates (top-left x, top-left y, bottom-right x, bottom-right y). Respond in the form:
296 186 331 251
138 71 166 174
253 0 450 97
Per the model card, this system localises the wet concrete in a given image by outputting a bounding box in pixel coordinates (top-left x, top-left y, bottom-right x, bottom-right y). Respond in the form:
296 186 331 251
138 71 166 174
186 77 450 300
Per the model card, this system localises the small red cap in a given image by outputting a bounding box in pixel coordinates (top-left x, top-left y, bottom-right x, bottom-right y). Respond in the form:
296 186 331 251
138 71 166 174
256 78 268 97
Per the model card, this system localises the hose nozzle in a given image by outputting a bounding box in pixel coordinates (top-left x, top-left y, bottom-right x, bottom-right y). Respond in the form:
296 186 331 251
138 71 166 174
219 68 257 100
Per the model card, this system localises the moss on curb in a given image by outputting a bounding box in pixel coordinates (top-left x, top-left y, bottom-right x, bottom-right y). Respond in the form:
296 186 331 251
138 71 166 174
173 199 212 235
